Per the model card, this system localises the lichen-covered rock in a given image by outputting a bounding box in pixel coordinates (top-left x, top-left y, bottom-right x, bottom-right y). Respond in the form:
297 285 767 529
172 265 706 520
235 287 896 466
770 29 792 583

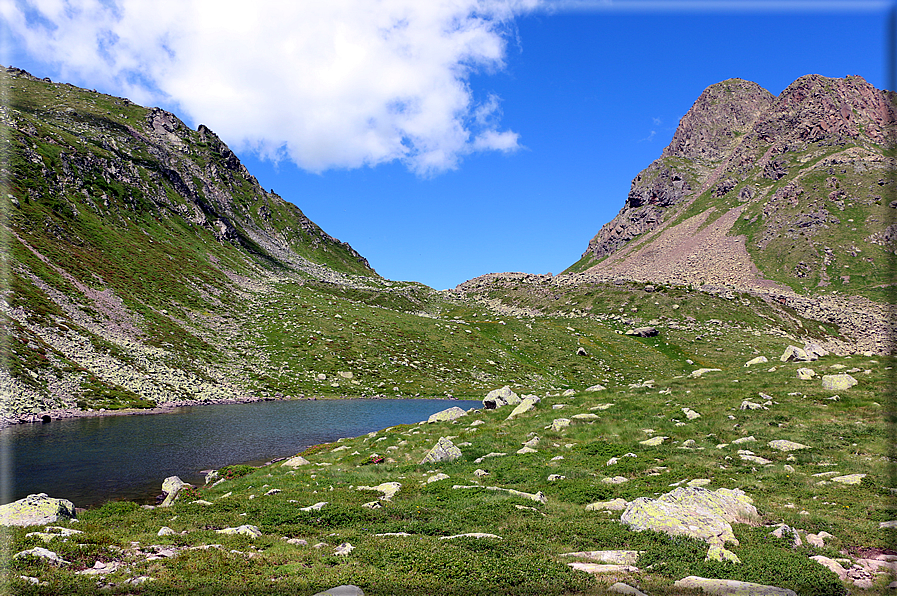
216 524 262 538
674 576 796 596
796 368 816 380
506 396 540 420
609 583 649 596
639 435 668 446
586 498 629 511
427 406 467 424
768 440 810 452
0 493 76 526
160 476 192 507
421 437 462 464
705 544 741 563
585 384 607 392
25 526 82 542
357 482 401 501
483 386 520 409
14 547 70 565
621 487 758 546
567 562 639 574
821 374 858 390
550 418 571 432
780 345 811 362
832 473 865 485
744 356 768 367
281 455 311 467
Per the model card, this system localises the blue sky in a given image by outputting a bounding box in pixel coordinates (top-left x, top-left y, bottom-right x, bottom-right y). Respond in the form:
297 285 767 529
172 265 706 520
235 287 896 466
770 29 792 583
2 1 893 289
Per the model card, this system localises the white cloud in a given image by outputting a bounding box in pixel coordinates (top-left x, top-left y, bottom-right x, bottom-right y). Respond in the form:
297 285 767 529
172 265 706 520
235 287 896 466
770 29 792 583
1 0 539 175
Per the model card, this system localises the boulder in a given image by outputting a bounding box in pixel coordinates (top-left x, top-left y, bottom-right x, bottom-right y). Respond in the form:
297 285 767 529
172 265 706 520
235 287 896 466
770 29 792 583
682 407 701 420
639 436 668 446
216 524 262 538
427 406 467 424
740 400 766 411
620 487 758 546
705 544 740 563
690 368 722 378
568 562 639 574
576 347 588 356
281 455 311 467
550 418 571 432
506 396 541 420
609 583 649 596
483 386 520 409
421 437 462 464
160 476 192 507
744 356 768 367
25 526 82 542
585 384 607 392
767 440 810 452
14 547 70 565
427 473 450 483
357 482 401 500
560 550 640 565
625 327 658 337
821 374 858 391
804 342 829 360
780 345 812 362
810 555 848 580
334 542 354 556
674 576 796 596
796 368 816 380
0 494 76 526
832 474 865 485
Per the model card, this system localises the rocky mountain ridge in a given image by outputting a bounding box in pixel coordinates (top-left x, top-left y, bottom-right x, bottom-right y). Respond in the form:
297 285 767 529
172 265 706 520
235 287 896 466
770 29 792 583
576 74 896 298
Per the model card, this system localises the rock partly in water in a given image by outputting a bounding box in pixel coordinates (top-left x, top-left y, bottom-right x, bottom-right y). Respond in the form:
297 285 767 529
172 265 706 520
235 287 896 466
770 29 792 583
420 437 462 464
0 493 77 526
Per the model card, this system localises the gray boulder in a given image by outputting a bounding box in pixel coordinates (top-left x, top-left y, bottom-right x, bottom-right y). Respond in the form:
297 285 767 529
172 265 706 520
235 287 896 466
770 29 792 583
625 327 658 337
427 406 467 424
483 386 520 409
780 345 811 362
674 576 796 596
822 374 858 391
420 437 462 464
160 476 192 507
0 494 76 526
621 487 758 546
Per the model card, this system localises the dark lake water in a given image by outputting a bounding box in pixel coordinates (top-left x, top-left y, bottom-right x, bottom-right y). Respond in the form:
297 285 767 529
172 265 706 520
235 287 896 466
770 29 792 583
1 398 479 508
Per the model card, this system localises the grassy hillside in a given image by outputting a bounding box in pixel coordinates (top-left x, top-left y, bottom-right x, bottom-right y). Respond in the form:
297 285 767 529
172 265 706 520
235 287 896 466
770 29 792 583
5 347 893 594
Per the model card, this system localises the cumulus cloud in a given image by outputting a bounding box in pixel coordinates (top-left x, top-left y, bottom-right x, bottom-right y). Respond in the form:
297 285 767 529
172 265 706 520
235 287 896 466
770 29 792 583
1 0 538 175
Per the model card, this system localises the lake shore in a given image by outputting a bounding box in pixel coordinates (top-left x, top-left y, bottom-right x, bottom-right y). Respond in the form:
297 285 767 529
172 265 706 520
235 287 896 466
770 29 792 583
0 392 467 431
